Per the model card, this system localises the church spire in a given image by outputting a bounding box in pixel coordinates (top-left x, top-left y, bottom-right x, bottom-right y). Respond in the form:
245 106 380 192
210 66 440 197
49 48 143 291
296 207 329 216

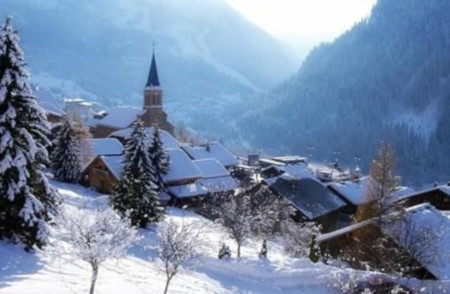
145 46 160 88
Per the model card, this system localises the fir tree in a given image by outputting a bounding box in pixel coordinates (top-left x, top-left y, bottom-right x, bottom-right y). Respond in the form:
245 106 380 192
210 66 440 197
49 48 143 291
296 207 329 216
52 117 85 183
0 16 59 250
112 120 164 227
149 125 169 192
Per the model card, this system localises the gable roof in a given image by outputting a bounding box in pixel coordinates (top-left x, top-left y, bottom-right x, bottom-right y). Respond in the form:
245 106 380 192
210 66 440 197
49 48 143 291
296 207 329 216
162 149 202 184
398 185 450 201
328 177 415 206
95 107 145 129
109 127 180 149
181 142 238 167
90 138 123 157
193 159 229 178
193 159 238 192
269 176 346 220
100 155 123 180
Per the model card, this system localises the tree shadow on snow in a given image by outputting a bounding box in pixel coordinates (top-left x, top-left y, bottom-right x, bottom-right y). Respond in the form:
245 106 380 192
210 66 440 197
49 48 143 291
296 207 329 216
0 242 44 289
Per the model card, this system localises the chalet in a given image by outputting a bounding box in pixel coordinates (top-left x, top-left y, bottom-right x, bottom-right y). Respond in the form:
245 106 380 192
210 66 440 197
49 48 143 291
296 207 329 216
263 174 346 232
181 142 239 169
80 148 208 206
90 51 174 138
318 204 450 280
80 154 123 194
40 101 65 124
398 184 450 211
193 158 238 194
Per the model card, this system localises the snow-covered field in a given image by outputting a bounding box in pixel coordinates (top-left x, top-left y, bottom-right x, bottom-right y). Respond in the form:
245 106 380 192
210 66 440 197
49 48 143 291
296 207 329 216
0 182 446 293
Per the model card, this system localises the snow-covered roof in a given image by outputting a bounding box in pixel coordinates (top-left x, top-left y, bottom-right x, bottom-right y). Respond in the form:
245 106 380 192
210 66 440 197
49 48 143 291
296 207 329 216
163 149 202 183
109 127 180 149
318 203 450 280
388 204 450 280
272 156 308 164
90 138 123 157
101 155 123 179
181 142 238 167
167 182 208 199
329 177 416 206
192 159 238 193
328 177 369 206
95 107 145 129
269 177 346 220
317 218 375 243
282 164 315 180
193 159 229 178
200 177 238 193
398 185 450 201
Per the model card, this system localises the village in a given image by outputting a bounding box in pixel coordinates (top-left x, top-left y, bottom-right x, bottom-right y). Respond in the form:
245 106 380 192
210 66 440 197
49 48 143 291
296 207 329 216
33 50 450 291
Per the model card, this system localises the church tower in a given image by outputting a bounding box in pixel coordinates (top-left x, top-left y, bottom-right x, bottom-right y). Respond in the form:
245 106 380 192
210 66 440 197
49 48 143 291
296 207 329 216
144 52 163 109
140 49 175 135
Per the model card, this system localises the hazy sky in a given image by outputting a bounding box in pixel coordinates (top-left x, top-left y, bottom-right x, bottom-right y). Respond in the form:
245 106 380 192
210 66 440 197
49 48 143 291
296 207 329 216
226 0 377 59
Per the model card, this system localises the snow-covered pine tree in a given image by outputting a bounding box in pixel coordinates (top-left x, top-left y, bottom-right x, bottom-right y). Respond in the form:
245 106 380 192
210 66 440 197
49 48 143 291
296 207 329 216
0 16 59 250
112 120 164 227
149 125 169 192
52 117 84 183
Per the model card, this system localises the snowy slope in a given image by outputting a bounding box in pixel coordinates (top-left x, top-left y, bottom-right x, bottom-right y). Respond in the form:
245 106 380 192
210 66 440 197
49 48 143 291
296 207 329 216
1 182 448 293
0 182 333 294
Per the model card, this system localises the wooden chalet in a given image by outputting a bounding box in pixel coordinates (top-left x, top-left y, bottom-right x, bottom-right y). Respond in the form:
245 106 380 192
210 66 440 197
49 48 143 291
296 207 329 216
398 184 450 210
318 204 450 280
80 148 210 206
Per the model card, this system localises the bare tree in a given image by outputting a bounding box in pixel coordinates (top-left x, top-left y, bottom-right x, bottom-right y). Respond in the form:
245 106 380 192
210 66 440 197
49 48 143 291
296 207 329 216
216 193 251 258
157 220 203 294
51 208 139 294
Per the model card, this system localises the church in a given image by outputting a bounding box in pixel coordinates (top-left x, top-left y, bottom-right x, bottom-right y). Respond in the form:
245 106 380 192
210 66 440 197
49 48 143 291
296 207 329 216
90 52 175 138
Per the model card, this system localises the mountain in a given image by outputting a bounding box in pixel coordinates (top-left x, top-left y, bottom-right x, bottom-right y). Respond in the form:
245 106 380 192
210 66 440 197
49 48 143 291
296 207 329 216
237 0 450 185
2 0 296 134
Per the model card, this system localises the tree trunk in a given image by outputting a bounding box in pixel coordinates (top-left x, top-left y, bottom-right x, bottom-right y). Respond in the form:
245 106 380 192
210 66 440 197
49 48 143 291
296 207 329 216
163 275 173 294
237 243 241 258
90 263 99 294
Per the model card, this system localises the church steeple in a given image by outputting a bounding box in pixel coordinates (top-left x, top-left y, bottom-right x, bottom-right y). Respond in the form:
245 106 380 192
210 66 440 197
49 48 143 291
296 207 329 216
144 47 163 109
145 52 160 88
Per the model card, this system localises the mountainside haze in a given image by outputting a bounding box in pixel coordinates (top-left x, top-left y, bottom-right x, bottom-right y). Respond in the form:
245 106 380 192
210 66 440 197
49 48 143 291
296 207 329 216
2 0 296 134
237 0 450 185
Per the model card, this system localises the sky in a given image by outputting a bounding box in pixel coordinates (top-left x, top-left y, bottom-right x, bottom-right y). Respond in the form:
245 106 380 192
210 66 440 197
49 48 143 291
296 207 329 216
225 0 377 59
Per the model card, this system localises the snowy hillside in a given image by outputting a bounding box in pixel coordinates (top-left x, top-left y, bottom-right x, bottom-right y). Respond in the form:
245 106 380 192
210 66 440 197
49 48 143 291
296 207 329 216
0 181 423 294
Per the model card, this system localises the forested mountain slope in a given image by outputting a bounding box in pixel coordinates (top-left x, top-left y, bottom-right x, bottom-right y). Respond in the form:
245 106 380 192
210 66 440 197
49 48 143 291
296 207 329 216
238 0 450 185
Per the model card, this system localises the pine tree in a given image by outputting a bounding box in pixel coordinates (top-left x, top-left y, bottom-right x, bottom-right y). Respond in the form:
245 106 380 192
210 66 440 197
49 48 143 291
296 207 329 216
52 117 85 183
149 125 169 192
112 120 164 227
0 16 59 250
